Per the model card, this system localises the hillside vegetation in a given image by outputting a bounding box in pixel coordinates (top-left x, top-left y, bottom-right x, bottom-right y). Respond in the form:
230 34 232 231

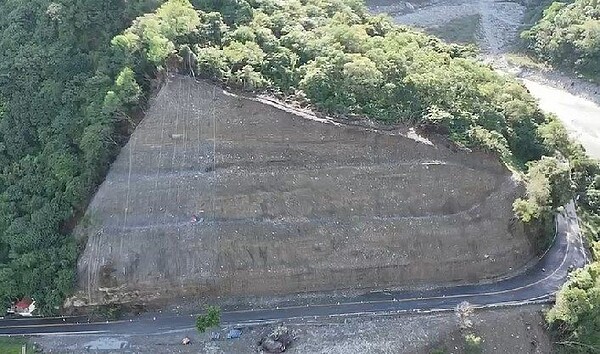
521 0 600 351
522 0 600 81
546 172 600 353
0 0 598 320
0 0 161 313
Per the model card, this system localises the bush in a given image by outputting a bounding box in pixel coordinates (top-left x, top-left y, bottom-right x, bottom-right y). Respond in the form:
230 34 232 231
464 333 482 354
196 305 221 333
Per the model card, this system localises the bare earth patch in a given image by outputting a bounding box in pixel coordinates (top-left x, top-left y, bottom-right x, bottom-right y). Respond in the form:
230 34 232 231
73 76 533 305
428 14 481 44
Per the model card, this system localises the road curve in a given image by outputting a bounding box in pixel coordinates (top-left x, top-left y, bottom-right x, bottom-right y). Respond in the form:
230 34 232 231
0 203 587 336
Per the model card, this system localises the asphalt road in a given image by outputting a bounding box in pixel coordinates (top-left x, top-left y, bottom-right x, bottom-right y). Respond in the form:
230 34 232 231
0 203 587 336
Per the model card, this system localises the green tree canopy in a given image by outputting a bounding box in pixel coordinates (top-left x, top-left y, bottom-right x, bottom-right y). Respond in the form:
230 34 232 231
522 0 600 81
547 262 600 353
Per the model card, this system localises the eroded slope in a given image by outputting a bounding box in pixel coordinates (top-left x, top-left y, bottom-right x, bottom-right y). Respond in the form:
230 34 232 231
76 76 533 303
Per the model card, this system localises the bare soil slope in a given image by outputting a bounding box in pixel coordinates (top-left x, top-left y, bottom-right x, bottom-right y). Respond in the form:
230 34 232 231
76 76 533 304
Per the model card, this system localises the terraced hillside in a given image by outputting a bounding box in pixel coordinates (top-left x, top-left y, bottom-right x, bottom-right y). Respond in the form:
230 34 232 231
76 76 534 304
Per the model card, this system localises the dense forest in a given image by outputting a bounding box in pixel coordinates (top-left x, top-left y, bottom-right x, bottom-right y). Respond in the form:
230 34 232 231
0 0 162 313
522 0 600 81
0 1 598 349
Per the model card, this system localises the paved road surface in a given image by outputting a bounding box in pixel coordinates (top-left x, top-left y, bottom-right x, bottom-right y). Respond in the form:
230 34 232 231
0 203 586 336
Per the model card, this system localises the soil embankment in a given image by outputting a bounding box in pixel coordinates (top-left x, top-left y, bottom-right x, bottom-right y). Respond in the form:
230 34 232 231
76 76 533 304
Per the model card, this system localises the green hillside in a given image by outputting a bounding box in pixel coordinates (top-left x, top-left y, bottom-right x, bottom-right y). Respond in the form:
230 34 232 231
0 6 597 349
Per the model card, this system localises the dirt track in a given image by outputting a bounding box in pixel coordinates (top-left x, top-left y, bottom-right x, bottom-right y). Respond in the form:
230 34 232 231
75 76 533 304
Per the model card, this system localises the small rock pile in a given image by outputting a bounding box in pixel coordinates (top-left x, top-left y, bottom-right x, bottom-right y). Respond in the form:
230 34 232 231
258 326 293 353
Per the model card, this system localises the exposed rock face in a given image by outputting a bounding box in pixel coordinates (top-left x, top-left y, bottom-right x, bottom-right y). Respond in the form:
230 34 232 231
76 76 533 303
